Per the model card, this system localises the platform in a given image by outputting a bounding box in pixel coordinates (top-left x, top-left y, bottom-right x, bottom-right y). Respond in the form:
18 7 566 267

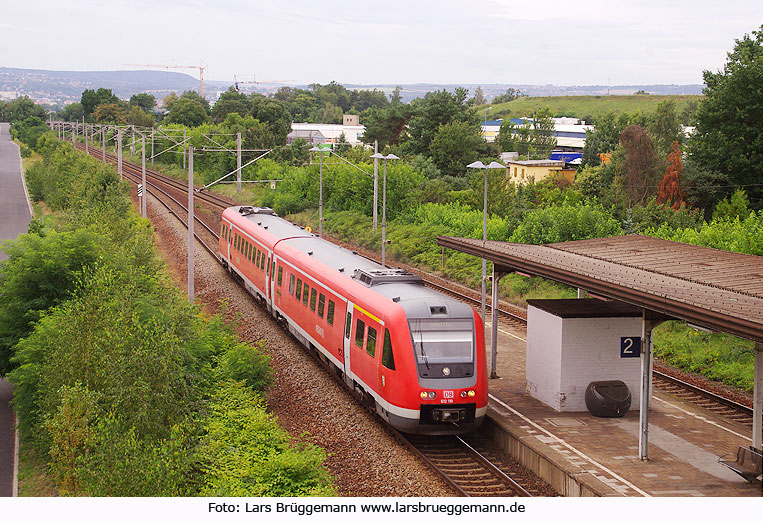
482 316 762 497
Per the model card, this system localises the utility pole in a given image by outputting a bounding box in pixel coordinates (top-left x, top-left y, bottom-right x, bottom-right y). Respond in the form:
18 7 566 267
72 122 76 143
187 146 195 304
84 124 89 154
101 127 106 162
130 126 135 155
141 136 147 218
117 129 123 180
373 139 378 232
183 129 187 172
318 149 324 238
236 131 242 193
151 130 154 167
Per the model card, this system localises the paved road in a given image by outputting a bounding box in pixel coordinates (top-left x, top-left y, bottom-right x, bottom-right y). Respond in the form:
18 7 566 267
0 122 31 261
0 122 29 496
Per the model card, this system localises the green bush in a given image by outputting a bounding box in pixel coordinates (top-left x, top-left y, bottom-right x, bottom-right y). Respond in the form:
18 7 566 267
198 380 334 497
510 202 622 244
219 340 273 392
0 228 102 374
648 209 763 255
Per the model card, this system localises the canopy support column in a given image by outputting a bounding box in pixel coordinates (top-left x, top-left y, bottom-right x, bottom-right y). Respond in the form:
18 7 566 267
490 266 509 379
754 342 762 451
639 310 665 461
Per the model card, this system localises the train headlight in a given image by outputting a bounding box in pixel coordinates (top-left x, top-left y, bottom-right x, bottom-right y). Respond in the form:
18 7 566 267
442 367 451 376
467 390 476 398
420 391 428 399
420 391 437 400
460 391 467 398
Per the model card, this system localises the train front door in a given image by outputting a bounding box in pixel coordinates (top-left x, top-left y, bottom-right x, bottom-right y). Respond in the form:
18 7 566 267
343 301 354 386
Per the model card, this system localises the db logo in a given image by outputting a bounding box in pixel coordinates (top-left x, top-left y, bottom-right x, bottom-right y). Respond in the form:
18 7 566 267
443 391 454 398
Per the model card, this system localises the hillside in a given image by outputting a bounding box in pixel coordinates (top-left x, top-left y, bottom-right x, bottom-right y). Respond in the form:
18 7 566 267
484 94 703 122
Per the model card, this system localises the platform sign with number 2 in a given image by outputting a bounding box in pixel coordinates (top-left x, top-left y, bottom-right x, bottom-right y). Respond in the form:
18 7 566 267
620 336 641 358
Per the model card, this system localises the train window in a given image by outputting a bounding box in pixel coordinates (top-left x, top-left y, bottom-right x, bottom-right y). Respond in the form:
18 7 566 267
309 288 317 311
382 330 395 370
270 259 275 280
317 294 325 318
277 266 283 285
354 319 365 348
234 234 238 250
366 326 377 357
255 249 260 265
302 283 310 306
248 244 253 262
295 279 302 299
260 252 266 271
267 258 271 276
327 300 335 325
289 274 295 295
345 313 351 339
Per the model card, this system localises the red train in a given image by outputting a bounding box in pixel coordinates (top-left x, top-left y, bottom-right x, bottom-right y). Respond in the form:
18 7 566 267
219 206 488 434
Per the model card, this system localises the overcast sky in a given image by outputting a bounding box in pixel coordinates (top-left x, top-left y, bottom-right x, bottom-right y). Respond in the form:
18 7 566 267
2 0 761 86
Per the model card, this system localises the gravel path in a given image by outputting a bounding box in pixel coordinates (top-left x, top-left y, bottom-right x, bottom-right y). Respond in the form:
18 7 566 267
142 192 455 497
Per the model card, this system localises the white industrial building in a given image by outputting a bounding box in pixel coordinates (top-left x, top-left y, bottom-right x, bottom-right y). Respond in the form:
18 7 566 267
288 116 365 145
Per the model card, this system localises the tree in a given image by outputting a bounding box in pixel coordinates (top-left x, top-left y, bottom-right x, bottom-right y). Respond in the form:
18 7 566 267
1 96 46 122
249 95 292 144
165 97 209 127
178 90 211 114
657 141 686 210
93 103 128 125
530 108 557 159
688 25 763 208
128 93 156 113
211 89 251 123
620 125 658 206
428 120 483 176
162 93 179 111
648 100 683 157
473 86 486 105
390 85 403 104
360 103 411 148
127 106 155 127
314 102 343 124
492 88 523 104
62 103 85 122
497 108 556 159
581 112 642 167
401 88 477 156
81 88 120 118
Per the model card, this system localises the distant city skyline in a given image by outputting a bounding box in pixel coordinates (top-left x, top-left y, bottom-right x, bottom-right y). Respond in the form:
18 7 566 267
2 0 761 86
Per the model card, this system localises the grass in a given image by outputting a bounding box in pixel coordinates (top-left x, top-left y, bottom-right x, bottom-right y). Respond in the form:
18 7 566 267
482 94 703 122
17 445 57 496
653 321 755 392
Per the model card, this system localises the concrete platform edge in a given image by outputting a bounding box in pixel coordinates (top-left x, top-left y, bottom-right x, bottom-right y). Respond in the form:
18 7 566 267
484 408 620 497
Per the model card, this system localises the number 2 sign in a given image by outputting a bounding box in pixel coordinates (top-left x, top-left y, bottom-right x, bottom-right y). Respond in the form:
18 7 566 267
620 337 641 358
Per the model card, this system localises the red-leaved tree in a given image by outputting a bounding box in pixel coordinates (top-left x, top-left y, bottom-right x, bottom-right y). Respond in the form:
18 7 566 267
657 140 686 210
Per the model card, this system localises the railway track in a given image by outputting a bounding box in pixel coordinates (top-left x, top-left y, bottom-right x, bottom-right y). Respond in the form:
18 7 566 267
69 139 552 496
400 434 536 497
69 139 757 490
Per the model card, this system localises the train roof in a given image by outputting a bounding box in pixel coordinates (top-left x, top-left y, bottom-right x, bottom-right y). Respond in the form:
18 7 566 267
225 206 475 321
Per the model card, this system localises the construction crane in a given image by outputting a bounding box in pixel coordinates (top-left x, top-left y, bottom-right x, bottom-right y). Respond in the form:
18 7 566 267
124 62 208 98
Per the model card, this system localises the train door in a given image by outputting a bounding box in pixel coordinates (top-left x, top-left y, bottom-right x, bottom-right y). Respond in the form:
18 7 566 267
271 256 280 311
343 301 354 386
224 223 231 260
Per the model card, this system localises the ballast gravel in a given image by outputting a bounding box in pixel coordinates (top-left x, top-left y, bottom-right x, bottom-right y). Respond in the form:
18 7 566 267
143 193 455 497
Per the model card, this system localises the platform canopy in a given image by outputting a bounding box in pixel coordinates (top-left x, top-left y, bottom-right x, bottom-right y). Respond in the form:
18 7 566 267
437 234 763 343
438 234 763 459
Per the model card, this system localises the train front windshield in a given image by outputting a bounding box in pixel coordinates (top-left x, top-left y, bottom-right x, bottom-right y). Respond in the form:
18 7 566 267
409 318 474 365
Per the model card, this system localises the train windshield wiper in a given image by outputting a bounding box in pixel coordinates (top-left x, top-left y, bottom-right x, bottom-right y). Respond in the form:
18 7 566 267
417 330 430 370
